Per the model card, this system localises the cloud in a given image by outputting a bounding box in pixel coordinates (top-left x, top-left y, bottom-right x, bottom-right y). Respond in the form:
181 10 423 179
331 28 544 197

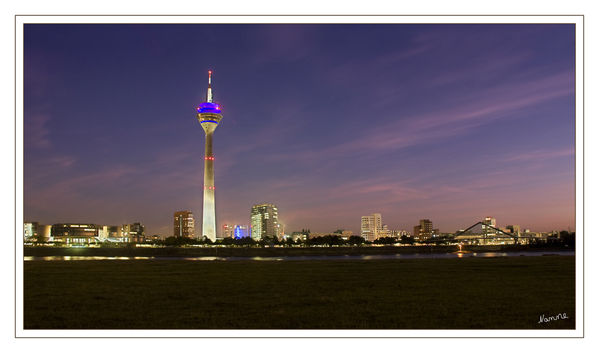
503 148 574 162
24 114 51 149
291 70 574 162
29 166 137 201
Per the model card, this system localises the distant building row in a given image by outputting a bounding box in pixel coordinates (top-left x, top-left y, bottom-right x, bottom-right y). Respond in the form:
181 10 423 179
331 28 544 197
360 213 409 242
23 221 153 244
173 203 283 241
360 213 549 244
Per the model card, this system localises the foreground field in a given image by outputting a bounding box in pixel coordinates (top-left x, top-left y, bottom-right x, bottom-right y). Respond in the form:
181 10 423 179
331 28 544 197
24 256 575 329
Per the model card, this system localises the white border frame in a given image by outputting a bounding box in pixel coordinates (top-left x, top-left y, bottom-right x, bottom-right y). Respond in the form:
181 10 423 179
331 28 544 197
15 14 584 338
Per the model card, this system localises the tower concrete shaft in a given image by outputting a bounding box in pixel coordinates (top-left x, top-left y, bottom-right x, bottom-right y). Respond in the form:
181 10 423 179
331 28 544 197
196 70 222 242
201 130 217 241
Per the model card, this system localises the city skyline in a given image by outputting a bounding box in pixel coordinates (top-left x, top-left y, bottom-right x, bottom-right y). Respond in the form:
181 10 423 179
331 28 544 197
24 24 575 236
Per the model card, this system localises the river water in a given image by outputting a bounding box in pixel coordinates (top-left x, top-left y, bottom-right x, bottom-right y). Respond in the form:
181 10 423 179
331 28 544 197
23 251 574 262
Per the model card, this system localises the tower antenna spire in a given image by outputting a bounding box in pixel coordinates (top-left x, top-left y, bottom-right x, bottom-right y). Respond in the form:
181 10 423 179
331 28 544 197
206 70 213 103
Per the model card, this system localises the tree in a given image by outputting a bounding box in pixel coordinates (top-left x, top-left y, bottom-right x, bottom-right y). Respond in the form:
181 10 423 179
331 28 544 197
221 237 235 246
163 236 199 246
373 237 397 245
312 235 343 247
235 236 256 246
259 236 279 247
400 235 415 245
347 235 365 246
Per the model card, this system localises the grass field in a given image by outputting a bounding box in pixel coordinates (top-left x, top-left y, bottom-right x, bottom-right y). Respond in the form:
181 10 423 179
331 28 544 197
23 256 575 329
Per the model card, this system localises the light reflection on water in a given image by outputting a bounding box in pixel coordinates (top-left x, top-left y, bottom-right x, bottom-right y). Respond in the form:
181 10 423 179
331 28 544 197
24 256 154 261
23 251 573 262
182 257 220 261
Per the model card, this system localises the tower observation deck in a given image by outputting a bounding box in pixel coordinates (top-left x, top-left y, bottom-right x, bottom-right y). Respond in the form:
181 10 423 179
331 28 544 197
196 70 222 242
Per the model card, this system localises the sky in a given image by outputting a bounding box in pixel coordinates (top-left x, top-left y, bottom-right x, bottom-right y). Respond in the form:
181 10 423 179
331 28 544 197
23 23 575 236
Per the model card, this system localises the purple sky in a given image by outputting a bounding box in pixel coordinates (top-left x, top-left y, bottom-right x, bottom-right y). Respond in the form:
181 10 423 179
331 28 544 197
24 24 575 236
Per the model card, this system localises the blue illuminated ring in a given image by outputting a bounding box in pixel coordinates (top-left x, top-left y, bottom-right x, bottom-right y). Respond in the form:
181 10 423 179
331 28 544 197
197 102 222 114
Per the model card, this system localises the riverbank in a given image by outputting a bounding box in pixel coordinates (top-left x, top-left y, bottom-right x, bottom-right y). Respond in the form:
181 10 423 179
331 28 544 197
23 244 572 258
24 256 575 329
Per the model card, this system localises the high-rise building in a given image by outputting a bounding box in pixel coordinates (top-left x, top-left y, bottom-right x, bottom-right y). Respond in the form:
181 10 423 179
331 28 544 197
250 203 279 240
196 70 223 242
361 213 383 242
413 219 433 241
99 225 109 241
120 224 132 242
174 211 195 238
23 221 38 240
221 224 234 239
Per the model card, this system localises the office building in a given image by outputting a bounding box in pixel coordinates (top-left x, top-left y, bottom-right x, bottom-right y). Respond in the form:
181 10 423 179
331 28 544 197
197 70 223 242
250 203 279 240
361 213 382 242
221 224 234 239
24 221 38 240
174 211 195 238
51 223 98 244
97 225 109 241
119 224 132 242
413 219 433 241
126 222 145 243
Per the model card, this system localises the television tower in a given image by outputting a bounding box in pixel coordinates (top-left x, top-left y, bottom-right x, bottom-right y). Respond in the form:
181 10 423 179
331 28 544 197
196 70 223 242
